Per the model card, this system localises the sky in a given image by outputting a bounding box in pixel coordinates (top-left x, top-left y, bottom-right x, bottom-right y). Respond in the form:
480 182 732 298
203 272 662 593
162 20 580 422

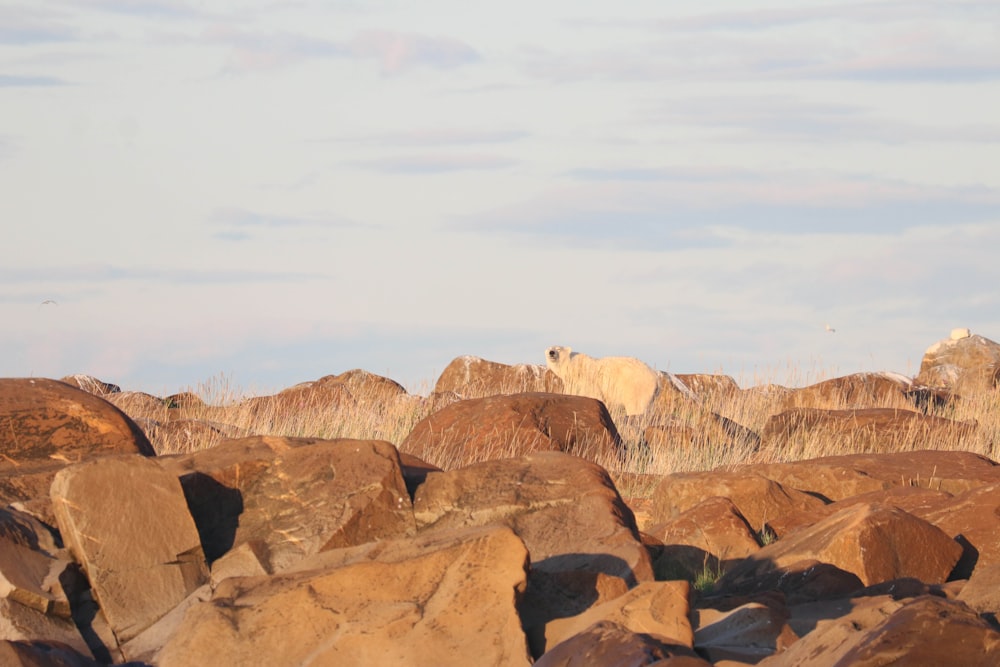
2 1 1000 397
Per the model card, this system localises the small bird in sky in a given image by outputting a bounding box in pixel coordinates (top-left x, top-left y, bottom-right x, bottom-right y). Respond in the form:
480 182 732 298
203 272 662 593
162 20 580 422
40 299 57 306
825 323 836 333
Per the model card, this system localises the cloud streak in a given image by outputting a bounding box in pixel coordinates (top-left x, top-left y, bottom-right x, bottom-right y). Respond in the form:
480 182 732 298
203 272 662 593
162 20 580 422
205 26 481 74
0 265 322 285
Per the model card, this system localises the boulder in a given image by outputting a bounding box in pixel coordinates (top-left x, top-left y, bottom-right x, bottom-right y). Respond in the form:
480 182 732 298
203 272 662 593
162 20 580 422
916 330 1000 395
135 418 239 456
957 562 1000 617
761 407 976 453
413 451 653 653
916 482 1000 578
762 595 1000 666
543 581 694 652
650 471 826 535
536 620 709 667
693 594 797 664
649 496 761 580
163 436 416 573
433 355 562 398
0 639 100 667
719 503 962 590
58 375 120 397
673 373 739 401
50 456 208 643
751 449 1000 500
154 525 533 667
779 372 915 411
400 392 622 468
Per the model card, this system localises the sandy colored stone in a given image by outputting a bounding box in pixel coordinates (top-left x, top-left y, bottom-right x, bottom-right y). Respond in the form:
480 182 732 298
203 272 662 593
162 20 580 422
650 496 761 579
401 392 622 466
0 639 100 667
651 471 826 534
154 525 532 667
0 599 92 658
544 581 693 652
778 372 915 411
535 620 710 667
433 355 562 398
50 456 208 642
721 503 962 589
917 331 1000 395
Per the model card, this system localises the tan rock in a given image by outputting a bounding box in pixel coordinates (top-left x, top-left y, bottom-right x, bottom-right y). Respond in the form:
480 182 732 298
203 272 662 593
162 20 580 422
957 562 1000 616
165 437 415 572
694 596 797 665
413 451 653 653
58 375 120 397
154 525 532 667
748 449 1000 500
0 599 92 658
544 581 694 652
535 620 710 667
779 372 915 411
401 392 622 468
761 407 976 453
916 330 1000 395
50 456 208 642
650 471 826 534
764 595 1000 666
0 639 100 667
674 373 739 400
433 355 562 398
649 496 761 579
720 503 962 589
916 482 1000 579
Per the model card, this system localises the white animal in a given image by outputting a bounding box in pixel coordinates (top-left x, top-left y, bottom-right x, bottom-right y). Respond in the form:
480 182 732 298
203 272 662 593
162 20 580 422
545 346 660 416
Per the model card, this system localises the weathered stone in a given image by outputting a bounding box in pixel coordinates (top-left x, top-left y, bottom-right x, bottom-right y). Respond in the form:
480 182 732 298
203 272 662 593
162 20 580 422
709 560 865 604
119 585 212 664
136 418 239 456
544 581 694 652
433 355 562 398
674 373 739 400
401 392 622 468
0 539 71 617
50 456 208 642
957 562 1000 616
0 639 100 667
764 595 1000 666
694 595 797 664
649 497 761 579
748 449 1000 500
650 471 826 534
0 599 92 659
58 375 120 397
779 372 915 411
720 503 962 590
917 330 1000 395
164 436 415 572
916 482 1000 579
764 485 953 539
535 620 709 667
154 525 532 667
762 407 976 453
413 451 653 653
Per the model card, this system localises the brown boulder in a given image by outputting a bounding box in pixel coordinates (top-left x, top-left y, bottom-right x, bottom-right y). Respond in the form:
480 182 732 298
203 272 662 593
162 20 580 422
164 436 415 573
543 581 694 652
50 456 209 643
750 449 1000 500
916 329 1000 395
58 375 120 397
916 482 1000 578
0 378 153 470
536 620 709 667
433 355 562 398
0 639 100 667
764 595 1000 666
693 595 798 664
761 407 976 453
649 496 761 580
400 392 622 468
154 525 533 667
674 373 739 400
720 503 962 590
779 372 915 411
650 471 826 535
413 451 653 652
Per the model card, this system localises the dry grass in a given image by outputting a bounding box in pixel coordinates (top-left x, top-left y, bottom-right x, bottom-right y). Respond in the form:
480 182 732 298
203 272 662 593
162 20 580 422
117 369 1000 496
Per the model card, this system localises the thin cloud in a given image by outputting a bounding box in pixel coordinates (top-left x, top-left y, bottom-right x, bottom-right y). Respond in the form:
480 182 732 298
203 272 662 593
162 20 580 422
331 128 530 147
211 207 358 229
206 26 480 74
69 0 209 20
0 265 321 285
0 7 79 44
0 74 69 87
356 154 517 174
645 96 1000 144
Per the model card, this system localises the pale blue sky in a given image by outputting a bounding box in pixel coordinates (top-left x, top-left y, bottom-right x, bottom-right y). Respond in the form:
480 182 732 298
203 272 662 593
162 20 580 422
2 1 999 396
